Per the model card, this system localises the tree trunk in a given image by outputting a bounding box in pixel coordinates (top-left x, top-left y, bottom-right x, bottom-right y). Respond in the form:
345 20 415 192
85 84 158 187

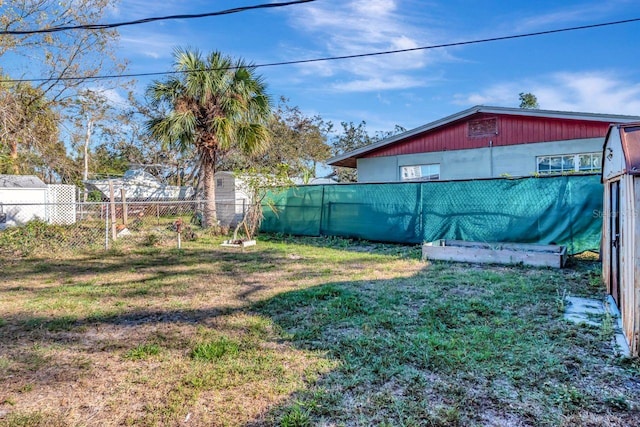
9 140 18 174
202 160 217 228
84 118 93 182
83 118 93 202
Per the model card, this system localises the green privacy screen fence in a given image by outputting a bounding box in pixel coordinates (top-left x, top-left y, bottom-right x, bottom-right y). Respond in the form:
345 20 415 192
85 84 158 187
261 174 603 254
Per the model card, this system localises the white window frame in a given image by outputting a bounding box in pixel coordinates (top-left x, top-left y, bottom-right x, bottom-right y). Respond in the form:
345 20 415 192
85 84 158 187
536 152 602 175
400 164 440 182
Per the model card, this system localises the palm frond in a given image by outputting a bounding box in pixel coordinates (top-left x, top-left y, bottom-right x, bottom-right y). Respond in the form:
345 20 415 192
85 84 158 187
236 123 271 156
210 116 234 151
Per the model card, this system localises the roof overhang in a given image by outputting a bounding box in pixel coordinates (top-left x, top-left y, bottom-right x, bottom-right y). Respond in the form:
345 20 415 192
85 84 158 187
328 105 640 168
603 122 640 179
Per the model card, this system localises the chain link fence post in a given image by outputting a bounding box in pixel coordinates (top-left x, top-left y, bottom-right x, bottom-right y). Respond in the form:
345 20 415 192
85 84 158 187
105 202 110 250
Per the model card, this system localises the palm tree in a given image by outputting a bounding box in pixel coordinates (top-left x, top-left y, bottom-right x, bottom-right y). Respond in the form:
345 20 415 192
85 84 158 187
146 49 271 228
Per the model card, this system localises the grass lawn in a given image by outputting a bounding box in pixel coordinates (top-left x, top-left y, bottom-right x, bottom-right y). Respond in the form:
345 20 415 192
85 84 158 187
0 234 639 426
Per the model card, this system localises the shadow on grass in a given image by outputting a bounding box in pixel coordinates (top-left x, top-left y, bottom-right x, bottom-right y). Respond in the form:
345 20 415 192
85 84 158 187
2 238 634 426
242 262 640 426
0 236 416 292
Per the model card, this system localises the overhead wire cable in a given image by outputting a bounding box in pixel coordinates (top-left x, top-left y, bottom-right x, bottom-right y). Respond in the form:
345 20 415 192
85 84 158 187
0 0 318 35
2 16 639 84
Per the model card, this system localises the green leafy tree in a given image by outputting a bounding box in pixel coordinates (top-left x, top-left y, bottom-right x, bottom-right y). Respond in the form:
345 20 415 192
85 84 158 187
0 0 126 103
90 144 135 178
0 1 128 182
331 121 373 182
0 81 74 180
147 49 272 228
331 122 405 182
519 92 539 109
264 97 331 176
218 97 331 178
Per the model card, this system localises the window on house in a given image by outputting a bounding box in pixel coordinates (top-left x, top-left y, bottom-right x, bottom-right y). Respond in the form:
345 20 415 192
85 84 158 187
216 178 223 188
400 164 440 181
536 152 602 174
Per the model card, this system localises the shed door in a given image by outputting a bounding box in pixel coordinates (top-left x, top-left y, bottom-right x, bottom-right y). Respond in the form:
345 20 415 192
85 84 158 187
610 181 621 309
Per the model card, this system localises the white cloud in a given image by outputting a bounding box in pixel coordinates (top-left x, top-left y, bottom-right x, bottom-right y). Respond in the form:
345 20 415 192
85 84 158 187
453 71 640 115
377 93 391 105
513 0 635 31
77 87 130 111
539 72 640 114
90 87 128 107
333 74 436 92
286 0 449 92
119 32 182 59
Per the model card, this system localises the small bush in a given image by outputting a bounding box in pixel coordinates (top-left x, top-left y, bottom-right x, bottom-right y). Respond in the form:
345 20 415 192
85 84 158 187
143 233 161 247
0 219 99 256
0 219 56 256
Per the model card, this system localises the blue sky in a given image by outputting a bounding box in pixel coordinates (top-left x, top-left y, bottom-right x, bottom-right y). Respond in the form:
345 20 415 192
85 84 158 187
101 0 640 134
4 0 640 139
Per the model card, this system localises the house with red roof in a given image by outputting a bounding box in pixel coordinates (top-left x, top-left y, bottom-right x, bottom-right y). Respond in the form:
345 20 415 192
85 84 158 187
328 106 640 182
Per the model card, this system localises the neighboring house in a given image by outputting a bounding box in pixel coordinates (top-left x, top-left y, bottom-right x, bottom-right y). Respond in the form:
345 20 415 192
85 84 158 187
0 175 76 229
328 105 640 182
85 169 196 200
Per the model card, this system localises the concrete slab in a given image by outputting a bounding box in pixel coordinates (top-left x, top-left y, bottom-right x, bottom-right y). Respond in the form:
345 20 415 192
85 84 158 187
564 296 604 326
563 296 630 357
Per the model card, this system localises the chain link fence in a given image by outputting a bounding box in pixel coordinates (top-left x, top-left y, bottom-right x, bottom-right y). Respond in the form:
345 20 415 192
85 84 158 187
0 199 248 256
2 174 603 256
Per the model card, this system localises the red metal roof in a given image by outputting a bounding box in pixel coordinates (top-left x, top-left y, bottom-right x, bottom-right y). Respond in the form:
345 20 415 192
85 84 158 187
329 106 640 168
368 114 607 158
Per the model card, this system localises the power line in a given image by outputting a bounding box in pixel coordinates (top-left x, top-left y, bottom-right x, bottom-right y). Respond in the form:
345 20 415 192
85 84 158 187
259 17 640 67
2 16 639 84
0 0 317 35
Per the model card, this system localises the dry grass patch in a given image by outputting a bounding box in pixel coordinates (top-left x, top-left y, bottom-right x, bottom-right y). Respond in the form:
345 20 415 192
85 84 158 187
0 236 408 426
1 235 639 426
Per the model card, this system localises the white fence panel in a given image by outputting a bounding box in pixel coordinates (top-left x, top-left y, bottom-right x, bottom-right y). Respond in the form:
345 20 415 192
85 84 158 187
46 185 77 225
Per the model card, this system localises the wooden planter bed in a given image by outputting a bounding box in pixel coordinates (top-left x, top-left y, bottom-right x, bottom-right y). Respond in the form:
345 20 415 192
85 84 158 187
422 240 567 268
